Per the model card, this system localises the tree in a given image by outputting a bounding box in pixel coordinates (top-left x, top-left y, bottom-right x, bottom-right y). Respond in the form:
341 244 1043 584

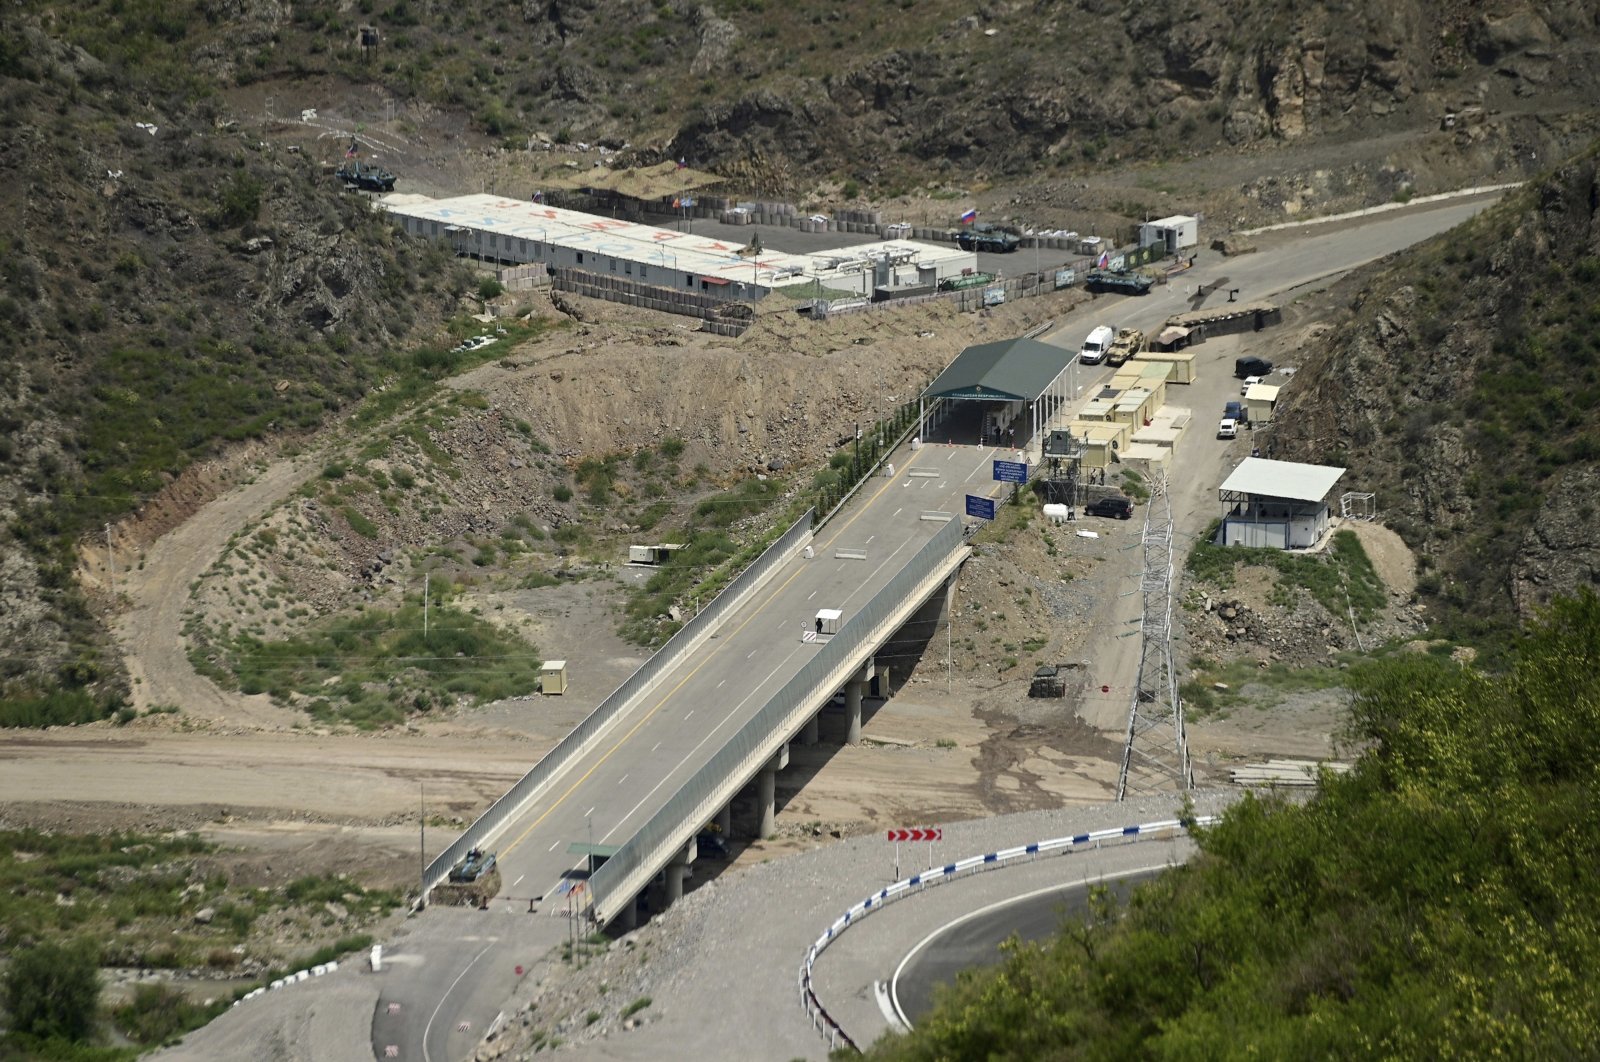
3 939 101 1042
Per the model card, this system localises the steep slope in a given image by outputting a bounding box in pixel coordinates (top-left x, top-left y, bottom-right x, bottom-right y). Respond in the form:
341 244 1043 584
0 23 472 720
1271 139 1600 639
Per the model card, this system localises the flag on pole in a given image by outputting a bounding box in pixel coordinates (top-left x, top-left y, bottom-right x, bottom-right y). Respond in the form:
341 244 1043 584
345 138 359 159
1097 250 1110 269
672 197 681 209
677 157 687 169
959 208 978 224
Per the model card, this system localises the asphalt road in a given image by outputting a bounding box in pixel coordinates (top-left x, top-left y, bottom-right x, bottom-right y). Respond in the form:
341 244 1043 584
384 443 1026 1061
161 189 1504 1062
890 868 1162 1026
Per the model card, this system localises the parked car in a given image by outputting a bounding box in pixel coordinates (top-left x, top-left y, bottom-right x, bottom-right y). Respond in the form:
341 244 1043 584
1240 375 1263 394
696 830 730 859
1218 418 1240 439
1085 496 1135 519
1224 400 1247 423
1235 355 1273 379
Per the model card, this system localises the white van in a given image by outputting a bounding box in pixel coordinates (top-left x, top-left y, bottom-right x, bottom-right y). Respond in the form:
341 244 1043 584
1079 325 1115 365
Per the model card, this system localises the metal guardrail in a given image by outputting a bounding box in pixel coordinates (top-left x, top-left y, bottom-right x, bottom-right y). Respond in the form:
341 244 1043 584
588 517 966 922
799 814 1219 1052
420 509 816 900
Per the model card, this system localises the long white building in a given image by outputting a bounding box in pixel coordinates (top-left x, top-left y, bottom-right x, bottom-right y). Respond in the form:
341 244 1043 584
379 192 976 302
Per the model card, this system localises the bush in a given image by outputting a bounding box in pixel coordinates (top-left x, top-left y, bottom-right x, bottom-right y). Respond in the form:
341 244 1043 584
113 983 219 1045
3 939 100 1042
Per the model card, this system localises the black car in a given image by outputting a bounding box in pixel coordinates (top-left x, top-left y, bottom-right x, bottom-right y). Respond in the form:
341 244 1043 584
1085 496 1135 519
1234 356 1273 379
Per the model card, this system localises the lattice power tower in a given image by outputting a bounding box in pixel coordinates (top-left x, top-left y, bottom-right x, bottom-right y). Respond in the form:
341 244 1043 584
1116 472 1194 799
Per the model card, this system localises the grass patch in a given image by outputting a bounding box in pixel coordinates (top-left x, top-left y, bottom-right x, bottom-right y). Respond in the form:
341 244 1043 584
1181 659 1348 719
211 595 541 727
1186 525 1387 622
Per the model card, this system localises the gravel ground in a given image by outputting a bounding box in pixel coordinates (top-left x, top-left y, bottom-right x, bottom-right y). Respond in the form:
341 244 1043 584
476 790 1240 1061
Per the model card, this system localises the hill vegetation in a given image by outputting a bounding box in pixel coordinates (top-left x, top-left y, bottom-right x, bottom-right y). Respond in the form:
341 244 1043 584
1273 138 1600 643
859 590 1600 1060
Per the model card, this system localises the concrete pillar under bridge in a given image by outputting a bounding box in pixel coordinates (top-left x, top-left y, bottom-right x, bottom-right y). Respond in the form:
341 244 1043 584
872 573 959 682
715 804 732 836
800 713 820 746
845 680 864 745
613 896 638 932
664 839 696 904
757 744 790 840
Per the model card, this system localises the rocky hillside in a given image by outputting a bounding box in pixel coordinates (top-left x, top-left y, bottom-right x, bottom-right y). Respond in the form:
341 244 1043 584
1272 138 1600 642
3 0 1600 720
0 22 477 721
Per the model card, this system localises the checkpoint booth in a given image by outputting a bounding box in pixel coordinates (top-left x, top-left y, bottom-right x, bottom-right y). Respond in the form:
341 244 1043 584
814 609 842 637
540 660 569 695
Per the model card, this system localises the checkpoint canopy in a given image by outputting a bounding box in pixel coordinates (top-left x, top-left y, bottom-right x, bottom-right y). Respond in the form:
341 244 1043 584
918 337 1076 447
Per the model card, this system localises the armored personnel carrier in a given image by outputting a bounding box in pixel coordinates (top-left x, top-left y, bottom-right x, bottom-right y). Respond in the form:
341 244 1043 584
953 224 1021 253
335 140 397 193
1084 269 1154 295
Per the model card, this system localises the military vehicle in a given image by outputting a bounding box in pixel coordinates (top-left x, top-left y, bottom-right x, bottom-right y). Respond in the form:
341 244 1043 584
1105 326 1147 366
335 140 397 193
937 271 997 292
448 847 497 883
953 224 1021 253
1084 269 1154 295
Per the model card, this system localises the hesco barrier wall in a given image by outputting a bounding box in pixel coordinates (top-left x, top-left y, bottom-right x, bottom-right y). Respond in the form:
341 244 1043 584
799 815 1219 1052
420 510 816 900
587 517 967 923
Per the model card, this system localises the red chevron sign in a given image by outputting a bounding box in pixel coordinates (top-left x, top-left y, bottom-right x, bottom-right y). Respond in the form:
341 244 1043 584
886 828 942 843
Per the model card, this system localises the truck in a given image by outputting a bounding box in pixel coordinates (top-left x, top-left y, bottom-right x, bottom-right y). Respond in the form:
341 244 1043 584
1105 327 1146 367
1078 325 1115 365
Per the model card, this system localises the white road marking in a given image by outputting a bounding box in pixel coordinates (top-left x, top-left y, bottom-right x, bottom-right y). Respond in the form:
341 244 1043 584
584 807 595 818
512 875 524 887
866 535 874 544
807 590 817 600
717 679 727 687
685 710 694 719
422 940 498 1062
603 647 807 841
618 774 628 785
548 841 560 852
652 742 661 752
892 507 902 518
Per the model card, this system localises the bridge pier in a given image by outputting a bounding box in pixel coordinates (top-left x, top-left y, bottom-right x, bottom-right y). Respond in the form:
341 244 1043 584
715 804 732 835
757 744 790 839
613 896 638 932
845 681 864 745
800 714 820 746
664 839 695 903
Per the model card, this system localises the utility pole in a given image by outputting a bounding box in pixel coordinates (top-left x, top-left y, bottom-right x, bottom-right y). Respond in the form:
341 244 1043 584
419 781 426 907
423 572 430 639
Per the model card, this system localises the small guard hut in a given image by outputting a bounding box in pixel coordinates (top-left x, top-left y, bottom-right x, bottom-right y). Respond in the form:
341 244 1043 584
919 337 1076 447
1217 458 1346 549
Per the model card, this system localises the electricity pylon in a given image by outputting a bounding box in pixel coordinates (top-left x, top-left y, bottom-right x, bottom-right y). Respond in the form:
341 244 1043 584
1116 472 1193 799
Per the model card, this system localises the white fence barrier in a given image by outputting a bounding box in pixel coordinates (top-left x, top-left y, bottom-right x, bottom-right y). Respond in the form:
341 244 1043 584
797 815 1218 1051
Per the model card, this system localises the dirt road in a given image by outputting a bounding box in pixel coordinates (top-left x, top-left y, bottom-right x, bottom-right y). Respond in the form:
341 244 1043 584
114 451 320 729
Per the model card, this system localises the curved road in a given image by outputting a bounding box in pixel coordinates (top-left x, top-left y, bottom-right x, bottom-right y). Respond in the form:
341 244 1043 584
891 868 1163 1027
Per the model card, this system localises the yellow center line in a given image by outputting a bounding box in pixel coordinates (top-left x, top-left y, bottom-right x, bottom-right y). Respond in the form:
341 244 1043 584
499 467 909 860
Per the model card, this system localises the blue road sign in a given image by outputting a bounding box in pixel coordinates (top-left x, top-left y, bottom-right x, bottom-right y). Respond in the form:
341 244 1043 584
965 494 997 521
992 459 1029 484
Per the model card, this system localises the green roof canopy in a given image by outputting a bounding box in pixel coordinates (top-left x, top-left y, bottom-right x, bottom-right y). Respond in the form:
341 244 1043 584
921 337 1070 403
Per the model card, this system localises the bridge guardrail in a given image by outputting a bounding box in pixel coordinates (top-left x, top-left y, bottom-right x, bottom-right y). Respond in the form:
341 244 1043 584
588 517 965 921
799 814 1218 1052
420 509 816 900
